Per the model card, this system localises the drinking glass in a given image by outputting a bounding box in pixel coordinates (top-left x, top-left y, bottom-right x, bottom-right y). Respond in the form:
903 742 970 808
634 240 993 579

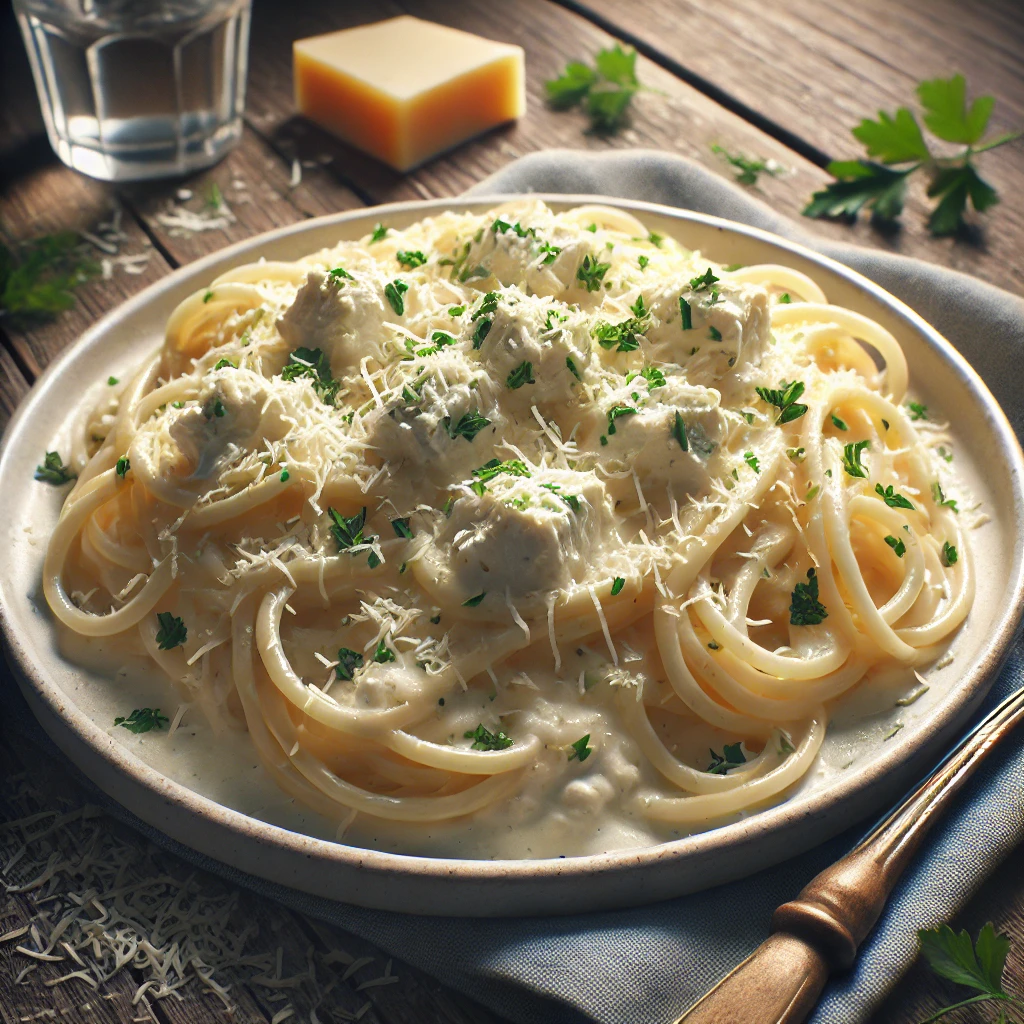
13 0 252 182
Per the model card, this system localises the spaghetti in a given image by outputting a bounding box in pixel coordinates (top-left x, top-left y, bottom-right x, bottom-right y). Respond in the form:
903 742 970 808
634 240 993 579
42 201 973 855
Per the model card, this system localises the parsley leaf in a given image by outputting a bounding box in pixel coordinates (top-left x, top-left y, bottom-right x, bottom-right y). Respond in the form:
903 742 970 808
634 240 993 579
689 267 720 292
907 401 929 420
328 506 368 550
942 541 958 566
672 411 689 452
932 481 958 512
842 440 870 478
384 279 409 315
606 404 637 435
465 723 513 750
568 734 593 761
918 921 1010 998
711 144 780 186
444 410 491 442
611 577 625 596
831 413 848 431
545 45 639 133
592 307 649 352
743 451 760 473
576 254 611 292
155 612 187 650
679 296 693 330
707 742 746 775
281 347 340 405
370 223 388 243
115 456 130 479
470 458 531 494
395 249 427 268
391 517 413 539
462 592 487 607
804 74 1020 235
335 647 364 680
506 361 535 390
885 534 906 557
755 380 808 424
373 637 396 664
875 483 915 510
35 451 76 485
114 708 169 734
565 356 583 381
790 568 828 626
0 231 98 327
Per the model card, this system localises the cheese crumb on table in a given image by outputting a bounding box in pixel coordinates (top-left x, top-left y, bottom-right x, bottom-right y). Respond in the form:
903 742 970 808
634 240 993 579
293 16 526 172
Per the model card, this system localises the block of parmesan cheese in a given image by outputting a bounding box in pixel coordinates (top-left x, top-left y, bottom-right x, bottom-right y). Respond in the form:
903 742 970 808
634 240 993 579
294 16 526 172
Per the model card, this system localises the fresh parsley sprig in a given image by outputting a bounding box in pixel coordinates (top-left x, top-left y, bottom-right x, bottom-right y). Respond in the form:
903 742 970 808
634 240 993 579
917 921 1023 1023
281 347 340 406
804 74 1021 236
465 723 513 750
545 44 642 133
114 708 169 734
706 742 746 775
711 144 783 186
35 451 76 485
0 231 98 327
789 568 828 626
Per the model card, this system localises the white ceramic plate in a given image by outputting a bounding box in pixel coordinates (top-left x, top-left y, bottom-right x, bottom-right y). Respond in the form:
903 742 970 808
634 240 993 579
2 197 1022 917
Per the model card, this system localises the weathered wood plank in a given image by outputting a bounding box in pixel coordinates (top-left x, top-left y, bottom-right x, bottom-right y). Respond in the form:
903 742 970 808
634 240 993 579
565 0 1024 294
0 165 169 376
0 348 29 436
124 125 365 268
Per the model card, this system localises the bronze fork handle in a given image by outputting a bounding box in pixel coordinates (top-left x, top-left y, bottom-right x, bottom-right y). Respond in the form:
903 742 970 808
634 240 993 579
675 683 1024 1024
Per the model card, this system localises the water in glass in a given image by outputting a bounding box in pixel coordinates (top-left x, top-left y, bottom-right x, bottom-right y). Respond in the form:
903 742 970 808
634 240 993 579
14 0 252 182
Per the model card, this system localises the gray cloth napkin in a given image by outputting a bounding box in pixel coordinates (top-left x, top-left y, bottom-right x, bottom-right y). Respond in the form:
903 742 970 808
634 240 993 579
6 150 1024 1024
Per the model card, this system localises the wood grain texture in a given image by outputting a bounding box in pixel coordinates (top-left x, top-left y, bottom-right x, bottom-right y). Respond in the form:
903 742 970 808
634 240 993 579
0 349 29 436
567 0 1024 294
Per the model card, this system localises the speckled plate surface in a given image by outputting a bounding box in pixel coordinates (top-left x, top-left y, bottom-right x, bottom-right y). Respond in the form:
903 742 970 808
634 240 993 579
1 197 1022 917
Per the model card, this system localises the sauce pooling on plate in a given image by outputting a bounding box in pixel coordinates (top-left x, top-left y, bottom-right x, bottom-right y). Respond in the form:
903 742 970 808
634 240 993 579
42 201 973 857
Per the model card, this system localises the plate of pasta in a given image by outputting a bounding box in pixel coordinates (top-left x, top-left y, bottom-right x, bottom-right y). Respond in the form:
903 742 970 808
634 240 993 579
1 197 1022 916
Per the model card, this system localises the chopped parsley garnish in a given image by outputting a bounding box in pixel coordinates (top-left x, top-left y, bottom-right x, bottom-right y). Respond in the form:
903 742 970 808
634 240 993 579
789 568 828 626
648 232 663 247
806 484 821 501
611 577 625 596
885 534 907 557
491 217 535 238
115 456 130 479
755 380 808 424
540 482 581 512
327 506 368 551
679 296 693 330
568 734 593 761
335 647 364 680
470 291 499 348
711 144 781 186
114 708 169 734
942 541 958 566
706 742 746 775
462 592 487 608
373 637 396 664
470 458 531 494
444 410 491 441
370 223 388 243
473 318 492 348
932 481 958 511
384 279 409 315
328 266 353 281
282 346 340 405
538 242 562 265
213 358 235 370
576 255 611 292
565 356 583 381
672 411 689 451
592 301 649 351
506 361 535 389
875 483 915 509
35 451 76 485
155 612 187 650
788 447 806 463
638 255 649 270
202 397 227 420
907 401 929 420
831 413 849 431
465 723 513 750
842 440 870 478
937 445 953 463
743 451 760 473
391 517 413 539
629 365 666 389
202 290 214 303
448 304 465 316
689 267 720 292
708 326 722 341
107 376 119 385
280 469 289 482
779 293 792 303
395 250 427 268
606 404 637 435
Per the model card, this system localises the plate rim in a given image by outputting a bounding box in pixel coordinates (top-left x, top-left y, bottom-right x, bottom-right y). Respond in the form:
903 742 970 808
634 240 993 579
2 193 1023 909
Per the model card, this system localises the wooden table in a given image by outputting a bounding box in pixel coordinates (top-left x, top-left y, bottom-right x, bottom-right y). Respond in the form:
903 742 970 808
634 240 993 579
2 1 1022 1020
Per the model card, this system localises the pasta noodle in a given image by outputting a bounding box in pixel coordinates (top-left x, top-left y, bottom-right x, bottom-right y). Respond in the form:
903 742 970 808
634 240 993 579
43 200 973 856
